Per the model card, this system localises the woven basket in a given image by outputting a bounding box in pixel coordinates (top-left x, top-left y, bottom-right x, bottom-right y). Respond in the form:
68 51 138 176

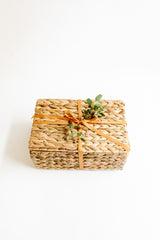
29 99 130 169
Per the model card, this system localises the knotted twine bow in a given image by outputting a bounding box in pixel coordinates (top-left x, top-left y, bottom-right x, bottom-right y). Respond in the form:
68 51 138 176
33 100 130 169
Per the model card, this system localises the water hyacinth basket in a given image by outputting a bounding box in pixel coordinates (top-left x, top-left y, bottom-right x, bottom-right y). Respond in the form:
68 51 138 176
29 98 130 170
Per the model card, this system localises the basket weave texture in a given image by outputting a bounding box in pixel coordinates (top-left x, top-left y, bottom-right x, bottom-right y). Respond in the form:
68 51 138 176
29 99 130 169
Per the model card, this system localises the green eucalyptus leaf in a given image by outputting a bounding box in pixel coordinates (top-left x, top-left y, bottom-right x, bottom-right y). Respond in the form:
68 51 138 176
94 102 101 108
86 98 92 106
95 94 103 102
80 136 85 141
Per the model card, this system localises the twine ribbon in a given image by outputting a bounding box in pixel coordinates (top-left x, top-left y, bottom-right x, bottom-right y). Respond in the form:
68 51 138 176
33 100 129 169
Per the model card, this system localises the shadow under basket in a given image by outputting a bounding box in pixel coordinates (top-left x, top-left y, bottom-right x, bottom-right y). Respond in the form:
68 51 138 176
29 99 130 170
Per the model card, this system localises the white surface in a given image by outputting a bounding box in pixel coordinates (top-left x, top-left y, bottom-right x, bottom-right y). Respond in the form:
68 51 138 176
0 1 160 239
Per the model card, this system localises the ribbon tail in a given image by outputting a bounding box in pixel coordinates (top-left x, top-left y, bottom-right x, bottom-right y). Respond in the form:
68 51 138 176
82 121 130 152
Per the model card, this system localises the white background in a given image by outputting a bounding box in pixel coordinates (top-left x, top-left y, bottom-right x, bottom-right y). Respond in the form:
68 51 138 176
0 0 160 239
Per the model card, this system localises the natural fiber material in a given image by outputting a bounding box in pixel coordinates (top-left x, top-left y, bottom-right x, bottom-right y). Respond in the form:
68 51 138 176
29 99 130 169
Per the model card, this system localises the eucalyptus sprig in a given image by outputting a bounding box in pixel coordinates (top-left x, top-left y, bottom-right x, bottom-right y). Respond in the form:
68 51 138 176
66 122 85 141
66 94 105 141
83 94 105 119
